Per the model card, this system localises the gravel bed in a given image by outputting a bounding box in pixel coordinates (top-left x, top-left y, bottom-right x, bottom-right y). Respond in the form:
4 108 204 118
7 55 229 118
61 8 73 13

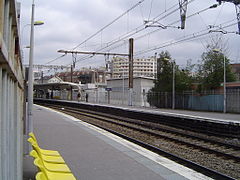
76 109 240 159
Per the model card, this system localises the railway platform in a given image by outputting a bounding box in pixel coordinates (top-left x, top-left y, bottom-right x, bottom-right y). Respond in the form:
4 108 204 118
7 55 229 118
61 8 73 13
111 104 240 124
23 104 213 180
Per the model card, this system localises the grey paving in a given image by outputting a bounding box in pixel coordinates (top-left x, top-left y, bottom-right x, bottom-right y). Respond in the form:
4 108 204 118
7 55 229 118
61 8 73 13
29 105 190 180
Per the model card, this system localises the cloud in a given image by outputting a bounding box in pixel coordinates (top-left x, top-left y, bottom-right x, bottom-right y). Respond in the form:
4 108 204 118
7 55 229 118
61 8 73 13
19 0 240 68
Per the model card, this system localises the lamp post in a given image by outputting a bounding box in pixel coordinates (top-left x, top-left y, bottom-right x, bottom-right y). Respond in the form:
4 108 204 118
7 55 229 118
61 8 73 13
213 49 226 113
172 60 175 109
27 0 44 151
96 70 99 103
21 21 44 42
122 70 125 105
164 58 175 109
91 69 99 103
21 21 44 64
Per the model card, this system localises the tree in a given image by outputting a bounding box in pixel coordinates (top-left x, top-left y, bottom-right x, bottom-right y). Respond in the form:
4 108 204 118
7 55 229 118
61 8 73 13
154 51 173 92
197 49 236 91
152 51 193 92
195 35 236 91
147 51 194 107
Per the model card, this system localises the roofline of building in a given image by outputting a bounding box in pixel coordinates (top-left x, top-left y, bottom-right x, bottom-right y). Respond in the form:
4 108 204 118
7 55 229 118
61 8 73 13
107 76 155 81
34 82 81 90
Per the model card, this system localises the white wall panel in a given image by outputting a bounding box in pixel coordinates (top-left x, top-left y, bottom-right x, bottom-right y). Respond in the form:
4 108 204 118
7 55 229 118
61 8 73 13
0 67 2 180
0 0 24 179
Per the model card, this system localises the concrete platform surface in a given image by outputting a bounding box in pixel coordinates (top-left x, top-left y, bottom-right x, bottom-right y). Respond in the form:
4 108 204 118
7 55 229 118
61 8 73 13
24 105 214 180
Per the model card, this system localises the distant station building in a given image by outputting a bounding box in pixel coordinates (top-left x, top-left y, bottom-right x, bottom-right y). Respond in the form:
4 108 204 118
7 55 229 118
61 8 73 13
107 77 154 107
34 68 111 102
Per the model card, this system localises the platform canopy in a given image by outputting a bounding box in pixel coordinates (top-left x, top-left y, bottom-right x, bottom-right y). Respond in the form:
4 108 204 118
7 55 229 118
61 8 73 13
34 82 81 91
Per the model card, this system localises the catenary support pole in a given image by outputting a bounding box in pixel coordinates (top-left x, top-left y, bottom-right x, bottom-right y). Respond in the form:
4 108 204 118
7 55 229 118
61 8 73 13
70 65 73 100
172 60 175 109
128 38 134 106
223 55 226 113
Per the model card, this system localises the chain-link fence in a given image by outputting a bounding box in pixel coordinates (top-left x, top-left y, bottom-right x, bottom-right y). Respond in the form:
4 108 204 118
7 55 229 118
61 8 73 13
147 89 240 113
49 88 240 113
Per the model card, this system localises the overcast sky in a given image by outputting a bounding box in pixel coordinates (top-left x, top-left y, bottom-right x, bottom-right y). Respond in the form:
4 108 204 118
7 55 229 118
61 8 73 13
19 0 239 72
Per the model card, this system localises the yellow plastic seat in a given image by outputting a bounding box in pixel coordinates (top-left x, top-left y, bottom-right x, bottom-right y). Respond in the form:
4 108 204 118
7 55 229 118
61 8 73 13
28 139 65 164
34 158 76 180
36 172 48 180
28 135 61 156
30 150 71 173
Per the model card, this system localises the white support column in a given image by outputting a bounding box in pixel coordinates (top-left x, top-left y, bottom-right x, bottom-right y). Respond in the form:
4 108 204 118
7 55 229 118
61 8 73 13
9 79 15 180
1 71 7 179
2 72 9 179
0 67 2 180
6 75 10 179
17 86 24 180
15 82 21 180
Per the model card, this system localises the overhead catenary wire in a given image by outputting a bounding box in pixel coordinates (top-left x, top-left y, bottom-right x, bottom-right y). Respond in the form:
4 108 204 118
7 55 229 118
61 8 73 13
135 21 238 55
136 20 237 55
81 1 182 54
45 1 184 66
54 0 219 67
148 0 154 21
105 3 221 53
94 0 206 52
71 1 190 65
71 1 219 66
213 2 225 26
71 0 146 51
45 54 67 65
70 20 237 67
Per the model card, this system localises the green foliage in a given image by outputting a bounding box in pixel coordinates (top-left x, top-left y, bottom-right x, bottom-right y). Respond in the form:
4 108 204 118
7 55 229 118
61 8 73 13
147 51 194 107
197 49 236 90
175 67 193 92
154 51 173 92
152 51 194 92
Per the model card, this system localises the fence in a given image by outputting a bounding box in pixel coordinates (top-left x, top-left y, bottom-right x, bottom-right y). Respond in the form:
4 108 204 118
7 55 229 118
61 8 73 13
48 88 240 113
147 89 240 113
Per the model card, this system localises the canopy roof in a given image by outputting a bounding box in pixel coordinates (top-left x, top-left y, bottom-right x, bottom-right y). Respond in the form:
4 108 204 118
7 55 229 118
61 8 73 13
34 82 81 91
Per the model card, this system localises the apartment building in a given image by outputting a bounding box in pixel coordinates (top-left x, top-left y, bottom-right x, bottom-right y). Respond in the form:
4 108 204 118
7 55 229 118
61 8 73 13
0 1 24 180
110 56 157 78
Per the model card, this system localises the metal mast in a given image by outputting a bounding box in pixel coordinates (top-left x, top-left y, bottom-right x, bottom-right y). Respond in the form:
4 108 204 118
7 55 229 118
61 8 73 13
178 0 189 29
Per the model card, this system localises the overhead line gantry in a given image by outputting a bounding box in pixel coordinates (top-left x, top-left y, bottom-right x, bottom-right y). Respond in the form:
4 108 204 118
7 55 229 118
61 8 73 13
58 38 135 106
179 0 189 29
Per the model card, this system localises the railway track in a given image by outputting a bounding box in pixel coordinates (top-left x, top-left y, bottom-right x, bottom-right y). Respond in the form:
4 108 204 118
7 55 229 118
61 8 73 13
37 102 240 180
